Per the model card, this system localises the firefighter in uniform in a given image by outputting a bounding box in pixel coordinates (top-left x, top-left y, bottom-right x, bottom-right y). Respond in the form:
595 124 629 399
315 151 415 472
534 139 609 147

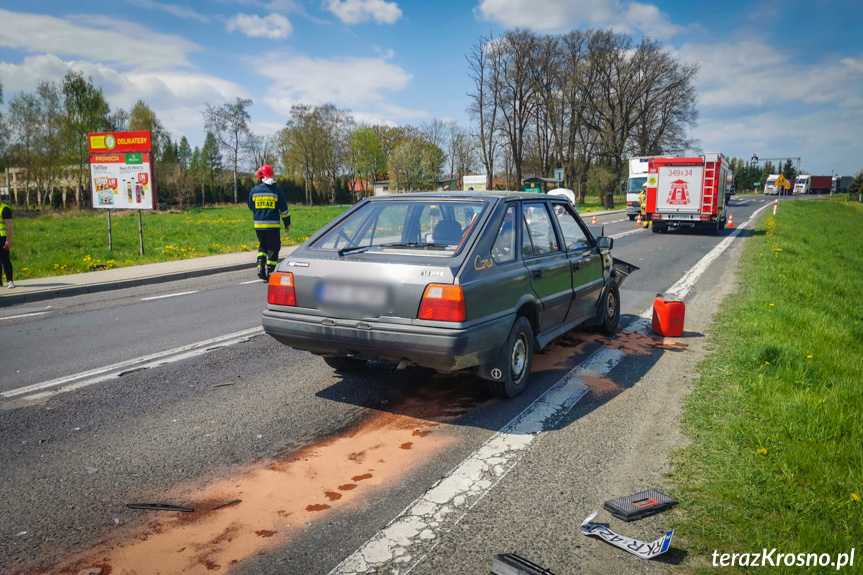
248 165 290 280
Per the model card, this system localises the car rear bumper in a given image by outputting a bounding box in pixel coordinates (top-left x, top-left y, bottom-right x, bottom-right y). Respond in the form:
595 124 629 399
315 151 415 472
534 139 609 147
262 309 512 372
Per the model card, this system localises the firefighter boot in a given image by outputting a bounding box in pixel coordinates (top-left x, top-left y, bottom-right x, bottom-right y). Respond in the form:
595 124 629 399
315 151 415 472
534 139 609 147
267 261 276 278
257 255 268 281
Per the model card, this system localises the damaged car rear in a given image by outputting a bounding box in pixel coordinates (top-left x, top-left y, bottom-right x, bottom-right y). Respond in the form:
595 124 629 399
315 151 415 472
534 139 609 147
262 192 636 398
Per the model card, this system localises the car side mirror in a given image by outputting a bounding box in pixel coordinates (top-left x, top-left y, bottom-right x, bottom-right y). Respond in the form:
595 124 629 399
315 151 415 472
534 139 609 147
596 236 613 250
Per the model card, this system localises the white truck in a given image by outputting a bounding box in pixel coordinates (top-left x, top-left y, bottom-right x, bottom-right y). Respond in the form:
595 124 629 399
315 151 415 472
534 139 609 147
764 174 782 195
793 175 811 194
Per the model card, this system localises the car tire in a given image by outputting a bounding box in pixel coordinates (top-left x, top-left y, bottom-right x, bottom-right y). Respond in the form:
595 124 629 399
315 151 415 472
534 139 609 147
628 214 636 221
596 280 620 335
485 316 534 399
323 356 367 372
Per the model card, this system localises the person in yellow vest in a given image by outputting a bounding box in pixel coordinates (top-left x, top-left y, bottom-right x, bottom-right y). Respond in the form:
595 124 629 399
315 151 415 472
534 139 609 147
638 182 651 228
0 201 14 288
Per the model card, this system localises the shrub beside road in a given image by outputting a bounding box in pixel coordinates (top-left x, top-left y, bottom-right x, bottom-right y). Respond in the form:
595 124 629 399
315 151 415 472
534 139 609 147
673 197 863 569
9 205 348 280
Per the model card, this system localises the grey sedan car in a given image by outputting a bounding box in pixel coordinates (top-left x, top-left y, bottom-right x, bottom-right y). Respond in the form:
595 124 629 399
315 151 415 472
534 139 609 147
263 192 636 398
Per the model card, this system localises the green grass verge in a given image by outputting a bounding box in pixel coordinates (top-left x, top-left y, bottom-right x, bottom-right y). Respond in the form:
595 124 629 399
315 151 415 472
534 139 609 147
672 197 863 572
8 205 348 280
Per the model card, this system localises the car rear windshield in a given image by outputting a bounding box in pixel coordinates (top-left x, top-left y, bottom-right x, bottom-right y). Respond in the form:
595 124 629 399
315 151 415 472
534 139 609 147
310 199 487 256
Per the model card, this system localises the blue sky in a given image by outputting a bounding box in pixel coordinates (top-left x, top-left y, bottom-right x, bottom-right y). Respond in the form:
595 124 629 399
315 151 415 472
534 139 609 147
0 0 860 176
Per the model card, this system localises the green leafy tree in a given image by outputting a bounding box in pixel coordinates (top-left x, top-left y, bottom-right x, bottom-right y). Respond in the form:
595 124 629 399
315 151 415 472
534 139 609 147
200 131 222 203
388 136 445 192
36 81 65 207
847 172 863 197
348 124 387 197
8 92 40 207
781 158 798 181
177 136 192 172
129 100 173 204
62 71 111 207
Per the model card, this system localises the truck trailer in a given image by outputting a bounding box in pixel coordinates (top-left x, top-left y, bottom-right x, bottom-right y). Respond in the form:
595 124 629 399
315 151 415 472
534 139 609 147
809 176 833 194
832 175 852 194
644 154 730 235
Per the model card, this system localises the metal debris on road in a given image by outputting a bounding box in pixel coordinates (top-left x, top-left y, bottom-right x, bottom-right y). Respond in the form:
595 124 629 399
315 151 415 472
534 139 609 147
212 499 242 510
491 553 558 575
580 512 673 559
213 382 235 387
125 503 195 512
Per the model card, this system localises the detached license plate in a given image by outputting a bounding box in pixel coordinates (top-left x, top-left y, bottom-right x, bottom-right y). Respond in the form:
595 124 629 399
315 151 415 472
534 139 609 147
316 281 390 314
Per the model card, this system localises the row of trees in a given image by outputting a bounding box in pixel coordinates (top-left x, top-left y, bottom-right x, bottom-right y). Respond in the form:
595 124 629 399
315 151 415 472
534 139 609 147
467 28 699 207
0 27 699 210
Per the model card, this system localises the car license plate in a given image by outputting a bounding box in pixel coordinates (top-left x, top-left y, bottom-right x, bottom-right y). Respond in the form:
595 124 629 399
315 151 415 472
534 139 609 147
316 281 390 314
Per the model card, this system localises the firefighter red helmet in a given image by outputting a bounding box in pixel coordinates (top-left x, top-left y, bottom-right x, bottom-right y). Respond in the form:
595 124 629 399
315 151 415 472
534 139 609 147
256 165 274 180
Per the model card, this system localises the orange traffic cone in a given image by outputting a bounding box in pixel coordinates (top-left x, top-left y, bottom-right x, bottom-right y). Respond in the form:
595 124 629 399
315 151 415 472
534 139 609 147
636 213 643 226
592 214 597 225
727 213 734 227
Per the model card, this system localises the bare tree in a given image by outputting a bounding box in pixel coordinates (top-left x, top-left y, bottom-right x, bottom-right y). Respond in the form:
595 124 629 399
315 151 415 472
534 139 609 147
629 39 699 156
246 131 276 171
203 97 252 203
108 107 130 132
495 29 539 188
467 33 502 190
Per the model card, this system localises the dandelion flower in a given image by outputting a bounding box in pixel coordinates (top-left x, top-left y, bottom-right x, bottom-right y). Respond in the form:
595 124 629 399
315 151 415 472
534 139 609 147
759 448 768 455
853 493 860 502
769 303 774 307
765 361 770 365
807 355 813 359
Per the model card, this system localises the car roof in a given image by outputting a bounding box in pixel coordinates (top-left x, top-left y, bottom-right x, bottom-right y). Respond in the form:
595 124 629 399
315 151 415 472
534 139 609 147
365 191 563 202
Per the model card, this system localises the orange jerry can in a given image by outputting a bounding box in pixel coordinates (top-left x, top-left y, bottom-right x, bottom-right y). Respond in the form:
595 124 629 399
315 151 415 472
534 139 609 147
652 295 685 337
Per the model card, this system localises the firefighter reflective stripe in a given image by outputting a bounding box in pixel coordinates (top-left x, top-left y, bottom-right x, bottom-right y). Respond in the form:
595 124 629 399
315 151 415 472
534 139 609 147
254 221 281 228
267 260 278 266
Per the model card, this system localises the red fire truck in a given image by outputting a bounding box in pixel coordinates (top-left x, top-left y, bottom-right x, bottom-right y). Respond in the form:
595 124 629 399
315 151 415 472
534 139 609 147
644 153 731 235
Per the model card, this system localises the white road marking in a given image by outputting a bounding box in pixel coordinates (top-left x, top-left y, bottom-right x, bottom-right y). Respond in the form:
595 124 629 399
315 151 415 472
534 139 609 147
610 228 645 239
239 279 267 285
140 291 199 301
0 311 48 321
1 327 264 400
329 203 772 575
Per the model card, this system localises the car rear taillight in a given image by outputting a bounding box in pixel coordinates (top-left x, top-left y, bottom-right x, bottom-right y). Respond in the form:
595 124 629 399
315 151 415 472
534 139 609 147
268 272 296 306
418 284 465 322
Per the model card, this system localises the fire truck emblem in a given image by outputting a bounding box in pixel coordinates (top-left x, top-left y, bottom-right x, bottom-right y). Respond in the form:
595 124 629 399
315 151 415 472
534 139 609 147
667 179 690 205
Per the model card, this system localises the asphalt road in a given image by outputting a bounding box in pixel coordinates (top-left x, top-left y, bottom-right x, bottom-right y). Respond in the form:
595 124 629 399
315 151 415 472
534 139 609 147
0 195 792 575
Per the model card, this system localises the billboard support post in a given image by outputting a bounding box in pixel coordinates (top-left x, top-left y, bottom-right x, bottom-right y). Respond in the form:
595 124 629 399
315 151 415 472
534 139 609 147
107 210 113 251
138 211 144 255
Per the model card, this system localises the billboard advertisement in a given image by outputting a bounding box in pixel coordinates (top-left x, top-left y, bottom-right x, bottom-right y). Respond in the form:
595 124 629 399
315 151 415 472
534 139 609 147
90 152 154 210
463 175 487 191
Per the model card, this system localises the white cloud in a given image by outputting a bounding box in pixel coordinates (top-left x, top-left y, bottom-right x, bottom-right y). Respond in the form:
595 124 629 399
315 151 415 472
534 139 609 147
675 40 863 109
474 0 681 37
226 13 293 38
126 0 209 22
253 52 426 122
0 54 249 143
0 9 198 69
323 0 403 25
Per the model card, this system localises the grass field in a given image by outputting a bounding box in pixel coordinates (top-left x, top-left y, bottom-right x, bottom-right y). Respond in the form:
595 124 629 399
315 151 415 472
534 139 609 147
7 205 349 280
672 197 863 572
6 195 625 281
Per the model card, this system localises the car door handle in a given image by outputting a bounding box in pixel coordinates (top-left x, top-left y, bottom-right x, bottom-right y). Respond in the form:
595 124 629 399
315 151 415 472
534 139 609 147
572 260 580 271
531 269 542 280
